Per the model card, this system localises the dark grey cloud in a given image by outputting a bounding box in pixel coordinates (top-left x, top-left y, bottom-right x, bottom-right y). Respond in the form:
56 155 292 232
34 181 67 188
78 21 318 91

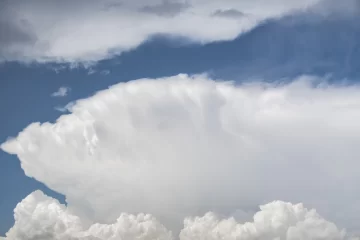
140 0 190 17
102 1 123 11
0 1 36 48
212 9 245 18
0 19 36 46
0 2 37 61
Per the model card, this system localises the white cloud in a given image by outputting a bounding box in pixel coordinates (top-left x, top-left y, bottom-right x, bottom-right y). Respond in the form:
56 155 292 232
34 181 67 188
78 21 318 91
0 0 336 64
2 74 360 234
87 68 96 75
180 202 347 240
54 102 76 112
51 87 71 97
86 68 111 75
3 190 357 240
4 191 172 240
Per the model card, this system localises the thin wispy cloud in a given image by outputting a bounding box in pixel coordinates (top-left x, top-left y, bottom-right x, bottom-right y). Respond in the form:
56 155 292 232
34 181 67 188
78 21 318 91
51 87 71 97
87 68 110 75
54 102 75 112
87 68 96 75
100 70 110 75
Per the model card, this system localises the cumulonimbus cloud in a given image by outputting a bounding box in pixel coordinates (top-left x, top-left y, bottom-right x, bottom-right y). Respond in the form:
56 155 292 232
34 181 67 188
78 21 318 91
2 74 360 236
3 190 356 240
0 0 347 64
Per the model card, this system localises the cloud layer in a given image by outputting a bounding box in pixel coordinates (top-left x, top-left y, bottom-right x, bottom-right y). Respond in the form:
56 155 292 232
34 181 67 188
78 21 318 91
4 190 356 240
2 74 360 234
0 0 330 64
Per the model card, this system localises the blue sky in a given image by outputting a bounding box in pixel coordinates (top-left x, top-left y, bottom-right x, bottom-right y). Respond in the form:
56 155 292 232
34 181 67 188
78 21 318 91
1 0 360 239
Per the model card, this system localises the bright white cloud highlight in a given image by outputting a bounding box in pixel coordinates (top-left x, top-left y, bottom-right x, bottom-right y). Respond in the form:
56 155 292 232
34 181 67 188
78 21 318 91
4 190 357 240
0 0 330 64
51 86 71 97
2 74 360 234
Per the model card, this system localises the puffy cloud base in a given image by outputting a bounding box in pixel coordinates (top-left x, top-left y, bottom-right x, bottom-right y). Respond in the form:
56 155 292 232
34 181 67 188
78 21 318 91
3 190 355 240
4 191 172 240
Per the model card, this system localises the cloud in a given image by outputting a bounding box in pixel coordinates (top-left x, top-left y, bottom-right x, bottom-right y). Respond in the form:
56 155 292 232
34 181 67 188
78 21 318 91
54 102 75 113
0 4 37 62
87 68 97 75
180 202 347 240
311 0 360 16
100 70 110 76
3 190 357 240
51 87 71 97
87 69 111 75
2 74 360 234
0 18 35 47
0 0 335 64
140 0 190 17
4 190 172 240
212 9 245 18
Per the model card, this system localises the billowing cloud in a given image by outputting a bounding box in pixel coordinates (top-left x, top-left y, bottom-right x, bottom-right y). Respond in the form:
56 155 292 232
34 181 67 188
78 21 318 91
4 191 173 240
3 190 358 240
51 87 71 97
180 201 348 240
0 0 342 64
2 74 360 234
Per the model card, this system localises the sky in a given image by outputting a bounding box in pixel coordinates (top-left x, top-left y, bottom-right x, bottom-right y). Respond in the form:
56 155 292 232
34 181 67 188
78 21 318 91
1 0 360 239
